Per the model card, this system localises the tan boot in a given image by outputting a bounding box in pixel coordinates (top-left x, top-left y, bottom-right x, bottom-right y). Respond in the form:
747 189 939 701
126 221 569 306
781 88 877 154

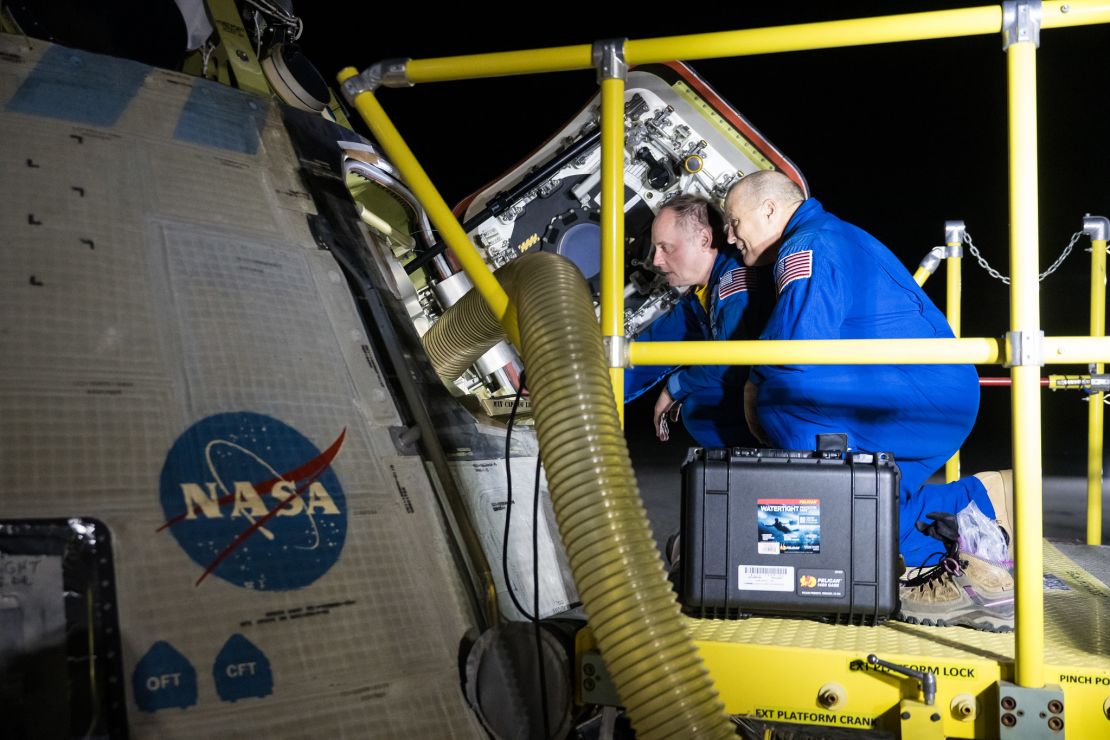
974 470 1014 560
899 553 1014 632
898 511 1014 632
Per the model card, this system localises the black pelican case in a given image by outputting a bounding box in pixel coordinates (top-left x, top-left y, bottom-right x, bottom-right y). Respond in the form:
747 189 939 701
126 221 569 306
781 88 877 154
680 443 900 623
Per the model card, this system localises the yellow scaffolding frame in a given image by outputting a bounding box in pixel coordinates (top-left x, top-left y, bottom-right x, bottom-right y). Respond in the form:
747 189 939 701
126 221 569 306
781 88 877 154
945 226 964 484
341 0 1110 699
600 66 626 426
1006 36 1045 686
1088 223 1108 544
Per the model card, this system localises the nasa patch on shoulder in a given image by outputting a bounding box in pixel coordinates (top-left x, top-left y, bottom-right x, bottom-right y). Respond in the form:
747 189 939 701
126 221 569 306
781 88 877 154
158 412 348 591
718 267 749 299
775 249 813 294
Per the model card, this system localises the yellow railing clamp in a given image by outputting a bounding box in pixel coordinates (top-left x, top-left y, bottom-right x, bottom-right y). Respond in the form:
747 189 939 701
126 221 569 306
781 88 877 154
340 59 412 103
591 39 628 81
1002 0 1043 48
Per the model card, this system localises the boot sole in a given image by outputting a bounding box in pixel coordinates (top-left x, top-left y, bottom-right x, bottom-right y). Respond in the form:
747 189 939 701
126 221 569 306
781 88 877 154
895 611 1013 633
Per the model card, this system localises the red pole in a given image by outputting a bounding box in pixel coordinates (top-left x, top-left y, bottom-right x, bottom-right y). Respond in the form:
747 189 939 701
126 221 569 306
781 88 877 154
979 377 1049 387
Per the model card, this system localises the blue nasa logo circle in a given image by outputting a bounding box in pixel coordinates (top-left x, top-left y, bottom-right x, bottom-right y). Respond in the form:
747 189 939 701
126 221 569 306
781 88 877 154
159 412 347 590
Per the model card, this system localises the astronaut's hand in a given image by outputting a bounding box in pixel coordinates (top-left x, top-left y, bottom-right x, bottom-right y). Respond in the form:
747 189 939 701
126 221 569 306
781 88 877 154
744 380 769 445
654 387 682 442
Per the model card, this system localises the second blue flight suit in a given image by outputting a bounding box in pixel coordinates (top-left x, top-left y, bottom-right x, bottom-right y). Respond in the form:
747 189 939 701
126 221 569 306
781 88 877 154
750 199 995 566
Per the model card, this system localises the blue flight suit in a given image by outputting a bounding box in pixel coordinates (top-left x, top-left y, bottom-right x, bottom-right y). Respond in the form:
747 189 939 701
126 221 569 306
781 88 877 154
750 199 995 566
627 247 773 447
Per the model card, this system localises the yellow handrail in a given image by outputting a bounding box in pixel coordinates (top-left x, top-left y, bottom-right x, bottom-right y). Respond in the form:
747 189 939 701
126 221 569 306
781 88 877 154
408 45 593 84
1042 336 1110 363
394 2 1110 84
629 337 1003 365
626 6 1001 62
1042 0 1110 27
628 336 1110 367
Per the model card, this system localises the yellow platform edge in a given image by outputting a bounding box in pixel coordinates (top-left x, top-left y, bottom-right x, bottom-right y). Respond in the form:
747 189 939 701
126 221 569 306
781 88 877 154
691 541 1110 737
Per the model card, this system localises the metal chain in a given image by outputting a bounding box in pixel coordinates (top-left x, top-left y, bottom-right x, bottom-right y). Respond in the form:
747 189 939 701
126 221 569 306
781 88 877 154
963 230 1084 284
1041 231 1084 280
963 232 1009 283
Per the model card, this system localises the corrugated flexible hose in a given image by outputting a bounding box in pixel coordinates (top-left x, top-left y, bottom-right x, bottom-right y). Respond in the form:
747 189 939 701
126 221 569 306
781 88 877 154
423 260 521 384
425 252 732 739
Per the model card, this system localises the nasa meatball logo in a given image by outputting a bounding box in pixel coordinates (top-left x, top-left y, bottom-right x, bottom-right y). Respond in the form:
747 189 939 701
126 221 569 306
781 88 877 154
158 412 347 591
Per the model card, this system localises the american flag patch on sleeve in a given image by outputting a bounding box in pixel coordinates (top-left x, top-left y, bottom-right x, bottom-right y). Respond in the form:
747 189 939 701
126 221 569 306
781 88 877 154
718 267 749 299
775 249 813 294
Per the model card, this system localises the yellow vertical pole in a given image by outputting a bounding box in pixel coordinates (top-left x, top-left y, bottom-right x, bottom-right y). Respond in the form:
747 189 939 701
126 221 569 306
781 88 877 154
1006 22 1045 688
1087 219 1108 544
596 41 627 425
945 222 965 483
